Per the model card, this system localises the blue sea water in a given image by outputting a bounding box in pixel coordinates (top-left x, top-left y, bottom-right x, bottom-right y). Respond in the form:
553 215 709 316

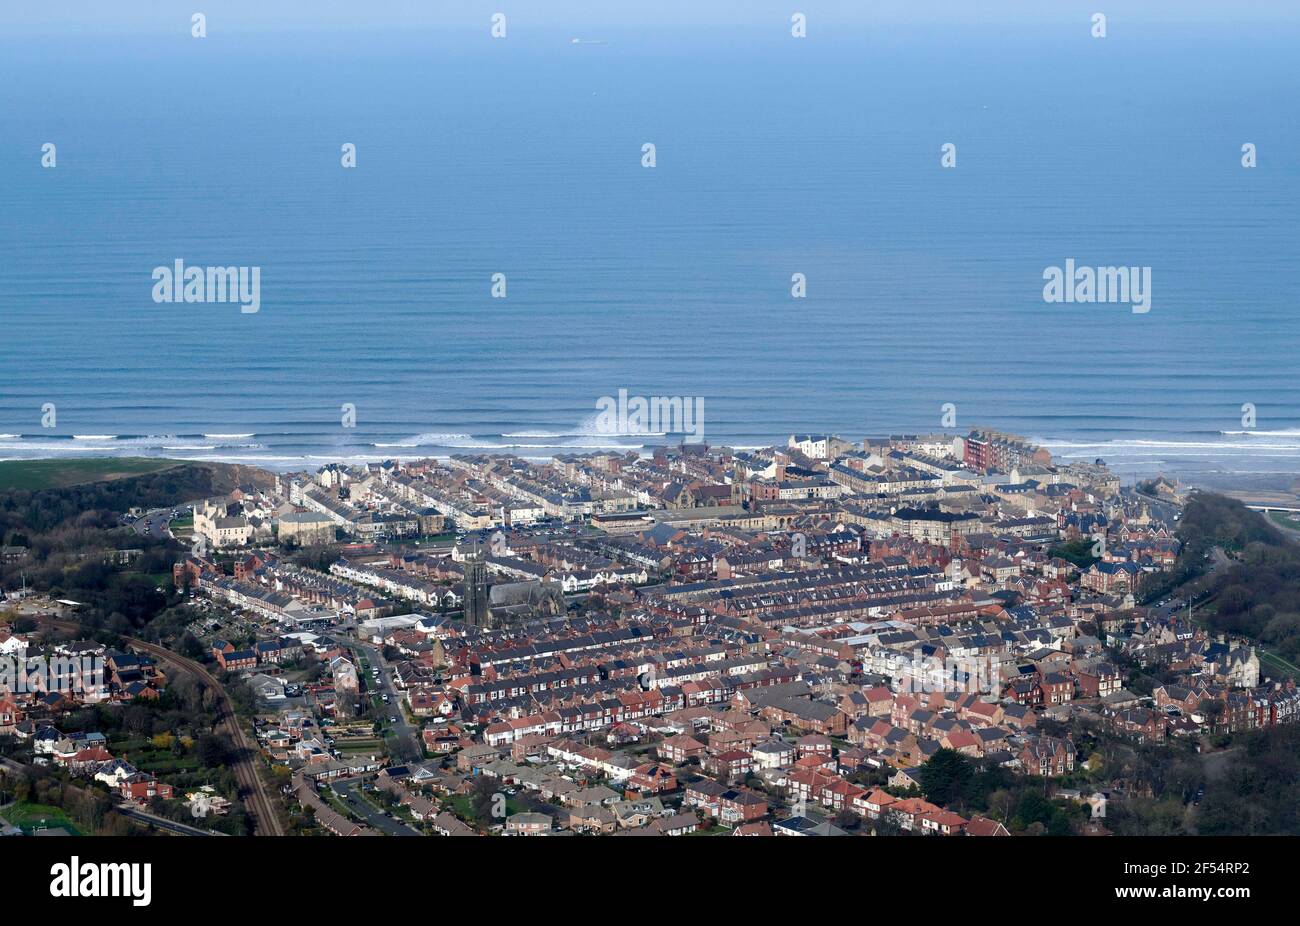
1 20 1299 479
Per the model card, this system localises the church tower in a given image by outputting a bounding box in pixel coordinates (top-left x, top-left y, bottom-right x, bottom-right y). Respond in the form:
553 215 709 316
463 552 490 628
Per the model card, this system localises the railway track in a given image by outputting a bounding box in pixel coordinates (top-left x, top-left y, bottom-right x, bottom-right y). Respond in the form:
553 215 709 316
39 618 285 836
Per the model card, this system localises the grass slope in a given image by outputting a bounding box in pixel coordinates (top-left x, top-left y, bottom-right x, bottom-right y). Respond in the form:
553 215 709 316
0 457 184 491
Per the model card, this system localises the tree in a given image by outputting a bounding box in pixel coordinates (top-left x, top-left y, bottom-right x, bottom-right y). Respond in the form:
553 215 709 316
195 733 233 768
176 631 205 660
872 811 903 836
470 776 499 823
917 748 975 808
833 808 859 831
150 733 175 750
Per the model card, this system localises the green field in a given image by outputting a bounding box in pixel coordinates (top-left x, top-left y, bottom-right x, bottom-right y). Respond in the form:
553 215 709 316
1267 511 1300 531
0 801 82 835
0 457 183 491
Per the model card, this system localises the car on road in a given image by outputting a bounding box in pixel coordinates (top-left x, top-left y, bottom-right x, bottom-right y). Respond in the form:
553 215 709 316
389 716 399 723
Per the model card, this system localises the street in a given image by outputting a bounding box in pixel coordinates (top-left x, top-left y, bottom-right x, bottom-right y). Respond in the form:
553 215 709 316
127 505 187 540
330 777 420 836
355 642 422 763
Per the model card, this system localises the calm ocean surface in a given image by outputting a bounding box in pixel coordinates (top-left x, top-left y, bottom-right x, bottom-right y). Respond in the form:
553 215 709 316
2 22 1299 479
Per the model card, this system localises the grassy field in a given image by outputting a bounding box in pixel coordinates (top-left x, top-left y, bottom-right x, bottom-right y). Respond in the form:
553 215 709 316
0 801 82 835
1267 511 1300 532
0 457 183 491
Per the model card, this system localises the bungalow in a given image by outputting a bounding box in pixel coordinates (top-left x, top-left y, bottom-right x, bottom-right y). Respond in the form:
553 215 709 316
430 812 479 837
611 798 666 829
649 811 701 836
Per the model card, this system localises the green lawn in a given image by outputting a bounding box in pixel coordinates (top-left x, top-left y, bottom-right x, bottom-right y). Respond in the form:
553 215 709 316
136 754 202 774
447 795 476 823
1 801 82 835
0 457 183 490
109 736 202 773
336 738 384 754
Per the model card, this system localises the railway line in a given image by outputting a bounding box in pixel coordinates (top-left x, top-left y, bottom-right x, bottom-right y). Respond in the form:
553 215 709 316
38 617 285 836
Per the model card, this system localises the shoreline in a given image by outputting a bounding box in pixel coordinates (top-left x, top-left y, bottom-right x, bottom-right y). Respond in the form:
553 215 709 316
1 452 1297 505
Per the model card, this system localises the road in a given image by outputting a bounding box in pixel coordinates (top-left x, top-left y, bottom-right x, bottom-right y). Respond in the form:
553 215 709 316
116 804 223 837
355 642 422 763
35 616 285 836
1128 486 1182 525
330 777 420 836
128 506 182 539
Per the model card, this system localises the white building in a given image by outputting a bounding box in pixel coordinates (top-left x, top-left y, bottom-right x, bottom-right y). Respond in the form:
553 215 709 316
193 502 251 549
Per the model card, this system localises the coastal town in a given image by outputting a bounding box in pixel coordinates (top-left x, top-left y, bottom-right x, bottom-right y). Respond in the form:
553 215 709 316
1 428 1295 839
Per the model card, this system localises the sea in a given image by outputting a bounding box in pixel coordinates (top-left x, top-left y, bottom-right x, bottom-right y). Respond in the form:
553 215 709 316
2 17 1299 485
